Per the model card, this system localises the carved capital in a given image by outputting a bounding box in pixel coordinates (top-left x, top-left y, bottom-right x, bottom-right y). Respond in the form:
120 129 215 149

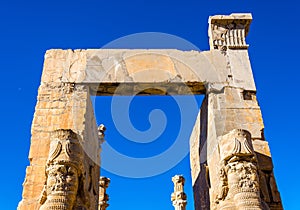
208 13 252 50
219 129 255 163
99 176 110 189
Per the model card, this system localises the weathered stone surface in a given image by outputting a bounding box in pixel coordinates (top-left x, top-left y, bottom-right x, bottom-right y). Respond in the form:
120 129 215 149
18 50 100 210
188 13 282 210
215 129 263 209
57 48 256 95
190 87 282 209
98 177 110 210
208 13 252 50
38 129 85 210
171 175 187 210
19 13 282 210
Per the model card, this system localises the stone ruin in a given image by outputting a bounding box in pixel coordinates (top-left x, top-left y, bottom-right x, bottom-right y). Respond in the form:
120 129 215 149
18 13 283 210
171 175 187 210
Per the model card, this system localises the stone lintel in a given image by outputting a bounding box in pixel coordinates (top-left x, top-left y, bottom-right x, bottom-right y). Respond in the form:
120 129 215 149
88 82 205 96
209 13 252 26
55 48 256 95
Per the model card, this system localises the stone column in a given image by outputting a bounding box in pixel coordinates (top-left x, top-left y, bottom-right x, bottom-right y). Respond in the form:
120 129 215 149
171 175 187 210
98 177 110 210
97 125 109 210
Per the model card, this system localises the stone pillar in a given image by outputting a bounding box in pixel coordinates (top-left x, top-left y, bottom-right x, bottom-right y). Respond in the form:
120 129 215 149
171 175 187 210
98 177 110 210
192 87 283 210
190 14 283 210
190 96 210 210
18 50 101 210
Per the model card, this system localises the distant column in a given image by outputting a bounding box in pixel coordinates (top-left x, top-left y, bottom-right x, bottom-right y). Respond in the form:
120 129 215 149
98 124 106 144
98 177 110 210
171 175 187 210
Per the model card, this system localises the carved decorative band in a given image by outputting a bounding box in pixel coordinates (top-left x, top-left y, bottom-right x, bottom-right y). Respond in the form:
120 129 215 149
50 129 79 141
209 14 252 50
234 193 260 200
236 200 261 207
229 184 259 194
47 206 69 210
212 26 248 50
46 198 70 203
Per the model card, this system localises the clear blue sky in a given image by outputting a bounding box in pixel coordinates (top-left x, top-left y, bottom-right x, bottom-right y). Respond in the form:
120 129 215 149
1 0 299 209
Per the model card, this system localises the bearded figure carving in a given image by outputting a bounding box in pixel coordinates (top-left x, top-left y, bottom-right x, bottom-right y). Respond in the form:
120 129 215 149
216 129 266 210
39 129 85 210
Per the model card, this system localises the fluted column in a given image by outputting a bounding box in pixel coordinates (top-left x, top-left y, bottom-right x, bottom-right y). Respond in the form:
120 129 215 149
171 175 187 210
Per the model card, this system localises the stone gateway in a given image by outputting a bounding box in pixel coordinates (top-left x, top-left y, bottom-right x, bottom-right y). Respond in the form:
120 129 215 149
18 13 283 210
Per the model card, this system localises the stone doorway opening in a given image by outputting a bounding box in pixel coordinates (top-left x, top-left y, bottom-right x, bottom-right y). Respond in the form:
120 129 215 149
18 14 283 210
92 94 203 209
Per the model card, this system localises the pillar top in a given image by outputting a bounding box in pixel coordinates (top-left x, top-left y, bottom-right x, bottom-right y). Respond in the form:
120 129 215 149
209 13 252 21
99 176 110 188
172 175 185 183
208 13 252 50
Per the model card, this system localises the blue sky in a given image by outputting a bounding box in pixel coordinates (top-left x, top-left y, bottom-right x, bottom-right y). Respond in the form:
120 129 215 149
1 0 299 209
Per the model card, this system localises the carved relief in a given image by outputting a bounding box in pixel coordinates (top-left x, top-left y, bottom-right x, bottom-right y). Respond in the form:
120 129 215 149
62 82 75 94
39 129 86 210
211 24 248 50
98 177 110 210
209 14 252 50
171 175 187 210
215 168 228 202
216 129 265 210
